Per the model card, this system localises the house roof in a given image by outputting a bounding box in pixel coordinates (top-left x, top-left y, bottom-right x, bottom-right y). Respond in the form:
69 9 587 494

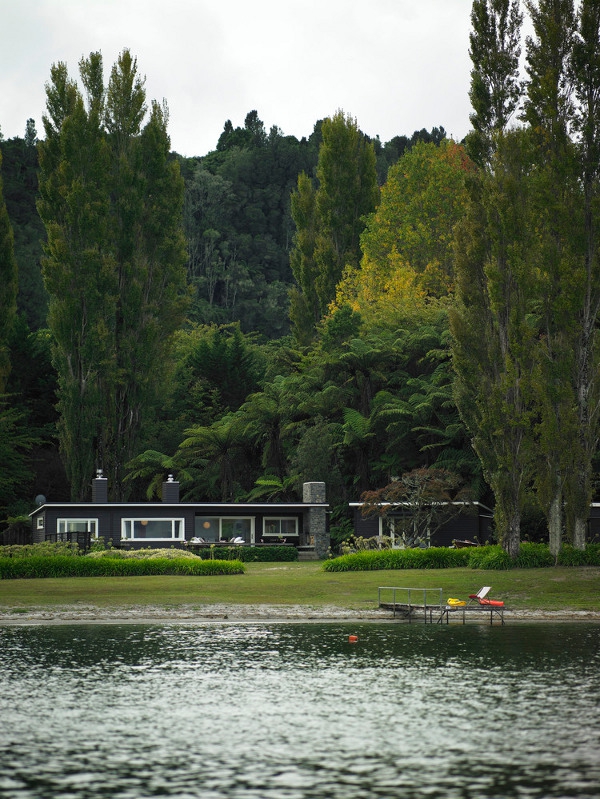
29 501 328 518
349 501 493 514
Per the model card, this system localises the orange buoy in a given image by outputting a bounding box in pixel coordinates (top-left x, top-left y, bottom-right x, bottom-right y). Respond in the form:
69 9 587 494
348 635 358 643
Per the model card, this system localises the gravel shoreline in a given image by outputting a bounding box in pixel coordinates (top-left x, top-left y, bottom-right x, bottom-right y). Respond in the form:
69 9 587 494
1 604 600 624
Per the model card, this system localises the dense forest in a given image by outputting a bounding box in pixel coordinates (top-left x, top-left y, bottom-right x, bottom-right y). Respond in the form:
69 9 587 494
1 0 599 557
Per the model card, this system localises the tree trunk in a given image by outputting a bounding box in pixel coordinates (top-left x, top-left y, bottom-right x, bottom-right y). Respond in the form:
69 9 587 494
548 480 562 560
573 516 587 551
503 510 521 560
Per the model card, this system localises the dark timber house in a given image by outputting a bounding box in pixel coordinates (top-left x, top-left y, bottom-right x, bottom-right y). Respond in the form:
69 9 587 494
29 474 330 558
350 501 494 547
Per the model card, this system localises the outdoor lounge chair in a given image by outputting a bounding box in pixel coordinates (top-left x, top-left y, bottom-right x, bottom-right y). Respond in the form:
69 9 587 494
468 586 504 607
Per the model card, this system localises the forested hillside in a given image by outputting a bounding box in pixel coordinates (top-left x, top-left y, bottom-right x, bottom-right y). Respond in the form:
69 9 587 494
1 0 599 559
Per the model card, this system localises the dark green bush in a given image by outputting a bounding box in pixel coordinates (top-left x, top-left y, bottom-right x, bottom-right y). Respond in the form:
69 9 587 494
558 543 600 566
466 546 513 570
324 542 600 572
0 556 244 579
323 547 470 572
193 545 298 562
515 542 555 568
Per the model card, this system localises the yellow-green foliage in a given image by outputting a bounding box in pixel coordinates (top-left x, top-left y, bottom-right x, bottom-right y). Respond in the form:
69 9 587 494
0 542 81 558
86 548 201 560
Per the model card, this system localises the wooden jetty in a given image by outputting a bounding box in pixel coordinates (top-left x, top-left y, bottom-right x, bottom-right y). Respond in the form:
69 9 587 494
378 586 506 625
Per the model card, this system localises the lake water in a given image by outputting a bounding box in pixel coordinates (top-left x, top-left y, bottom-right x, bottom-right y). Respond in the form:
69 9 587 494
1 622 599 799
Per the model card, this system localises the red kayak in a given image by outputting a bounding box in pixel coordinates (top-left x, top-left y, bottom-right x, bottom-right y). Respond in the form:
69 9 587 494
477 598 504 607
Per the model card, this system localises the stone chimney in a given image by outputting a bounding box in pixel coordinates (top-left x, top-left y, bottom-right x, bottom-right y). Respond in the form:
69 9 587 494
162 474 180 503
303 481 329 558
92 470 108 503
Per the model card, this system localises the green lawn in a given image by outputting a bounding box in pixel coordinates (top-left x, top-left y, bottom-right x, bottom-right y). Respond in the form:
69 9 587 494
1 562 599 612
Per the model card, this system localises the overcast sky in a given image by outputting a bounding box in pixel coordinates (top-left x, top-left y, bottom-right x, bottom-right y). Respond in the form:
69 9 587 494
1 0 474 158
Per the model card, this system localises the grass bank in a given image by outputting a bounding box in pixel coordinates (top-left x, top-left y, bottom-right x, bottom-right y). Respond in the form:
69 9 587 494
0 562 599 612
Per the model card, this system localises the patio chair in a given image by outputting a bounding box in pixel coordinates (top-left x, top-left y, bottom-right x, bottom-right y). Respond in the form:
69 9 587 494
468 586 504 607
468 586 491 605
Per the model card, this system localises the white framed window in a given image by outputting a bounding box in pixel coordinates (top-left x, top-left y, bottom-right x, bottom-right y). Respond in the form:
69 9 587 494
57 519 98 538
121 518 184 540
195 516 254 543
263 517 298 538
36 516 45 530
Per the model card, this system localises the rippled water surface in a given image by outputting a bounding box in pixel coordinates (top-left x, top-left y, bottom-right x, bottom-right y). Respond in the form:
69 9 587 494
1 622 599 798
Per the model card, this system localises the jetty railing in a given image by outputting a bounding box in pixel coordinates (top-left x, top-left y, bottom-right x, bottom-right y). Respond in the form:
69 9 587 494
378 586 444 623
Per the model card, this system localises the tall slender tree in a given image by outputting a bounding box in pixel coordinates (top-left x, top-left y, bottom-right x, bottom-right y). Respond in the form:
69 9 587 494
520 0 579 556
289 111 378 342
0 150 18 393
566 0 600 548
38 50 188 500
451 1 530 559
467 0 523 165
289 171 320 344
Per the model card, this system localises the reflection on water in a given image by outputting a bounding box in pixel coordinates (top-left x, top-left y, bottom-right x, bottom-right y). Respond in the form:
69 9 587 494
1 622 599 798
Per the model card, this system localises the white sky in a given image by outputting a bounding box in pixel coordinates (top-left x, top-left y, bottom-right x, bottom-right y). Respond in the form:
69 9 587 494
0 0 474 158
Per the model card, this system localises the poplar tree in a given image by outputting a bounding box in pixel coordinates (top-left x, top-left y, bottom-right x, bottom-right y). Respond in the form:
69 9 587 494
0 150 18 393
566 0 600 548
451 130 536 560
455 0 600 555
521 0 579 556
289 172 320 345
289 111 378 342
38 51 187 500
467 0 523 165
451 0 529 559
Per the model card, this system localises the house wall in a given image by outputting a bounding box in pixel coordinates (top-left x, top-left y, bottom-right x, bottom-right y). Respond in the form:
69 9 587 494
32 505 320 550
352 506 493 547
353 511 380 540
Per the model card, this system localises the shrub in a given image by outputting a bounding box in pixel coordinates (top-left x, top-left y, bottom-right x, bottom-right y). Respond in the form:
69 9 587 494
0 556 244 579
87 548 202 560
323 547 470 572
515 542 554 568
558 543 600 566
465 546 513 570
192 545 298 562
324 542 600 572
0 542 81 558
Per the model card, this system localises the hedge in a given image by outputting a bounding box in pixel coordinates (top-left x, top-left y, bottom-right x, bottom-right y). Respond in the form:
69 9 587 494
323 547 471 572
323 543 600 572
192 545 298 562
0 556 244 579
0 542 81 558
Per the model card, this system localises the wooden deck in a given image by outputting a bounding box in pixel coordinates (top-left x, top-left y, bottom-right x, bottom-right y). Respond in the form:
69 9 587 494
378 586 506 625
